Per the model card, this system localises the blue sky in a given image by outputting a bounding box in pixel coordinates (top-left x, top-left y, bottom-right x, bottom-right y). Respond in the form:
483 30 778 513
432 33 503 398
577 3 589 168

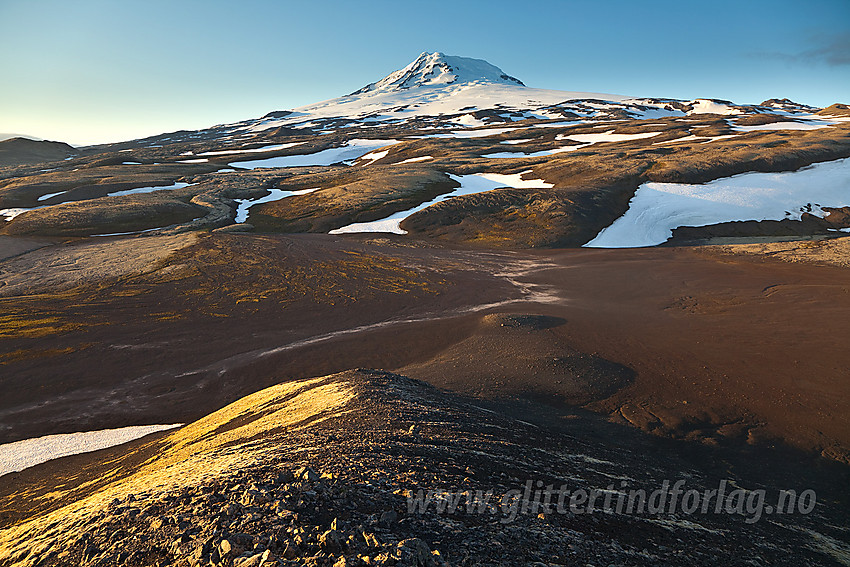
1 0 848 145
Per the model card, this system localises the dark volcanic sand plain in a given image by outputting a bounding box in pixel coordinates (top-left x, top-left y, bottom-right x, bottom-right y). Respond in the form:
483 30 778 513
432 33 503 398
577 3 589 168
2 232 848 466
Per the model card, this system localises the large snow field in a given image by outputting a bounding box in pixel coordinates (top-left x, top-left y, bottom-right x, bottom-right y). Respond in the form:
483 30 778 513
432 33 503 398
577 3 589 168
585 157 850 248
231 139 398 169
0 424 182 476
329 172 553 234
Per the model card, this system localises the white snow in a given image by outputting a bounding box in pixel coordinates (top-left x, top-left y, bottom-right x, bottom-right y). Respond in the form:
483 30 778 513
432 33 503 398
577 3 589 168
555 130 663 144
451 114 489 127
398 155 433 164
687 99 739 116
529 120 585 128
197 142 304 156
585 157 850 248
356 51 526 93
0 424 182 476
699 134 738 143
655 134 704 144
482 146 583 158
626 106 687 120
234 187 319 223
231 139 398 169
177 158 209 164
122 161 142 165
107 182 190 197
0 208 36 221
93 225 181 237
330 171 552 234
37 190 69 202
410 127 516 139
501 139 533 145
655 133 740 145
815 114 850 122
732 121 835 132
359 149 389 164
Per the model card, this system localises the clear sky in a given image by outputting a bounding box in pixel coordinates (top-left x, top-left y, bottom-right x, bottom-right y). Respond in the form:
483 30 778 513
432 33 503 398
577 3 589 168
1 0 848 146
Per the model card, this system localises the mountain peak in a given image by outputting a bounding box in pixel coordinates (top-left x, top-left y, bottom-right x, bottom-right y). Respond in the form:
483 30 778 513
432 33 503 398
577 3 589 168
349 51 525 95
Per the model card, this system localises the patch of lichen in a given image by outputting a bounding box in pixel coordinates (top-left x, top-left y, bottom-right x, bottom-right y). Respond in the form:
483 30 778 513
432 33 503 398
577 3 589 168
143 237 447 316
0 344 88 364
184 252 441 309
149 311 184 321
0 310 80 339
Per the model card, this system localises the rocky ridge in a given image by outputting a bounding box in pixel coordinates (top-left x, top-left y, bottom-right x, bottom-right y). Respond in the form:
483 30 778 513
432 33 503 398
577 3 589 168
2 370 846 566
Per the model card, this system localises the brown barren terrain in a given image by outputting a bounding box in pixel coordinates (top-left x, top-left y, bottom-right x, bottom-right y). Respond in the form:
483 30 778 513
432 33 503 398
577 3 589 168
1 233 848 465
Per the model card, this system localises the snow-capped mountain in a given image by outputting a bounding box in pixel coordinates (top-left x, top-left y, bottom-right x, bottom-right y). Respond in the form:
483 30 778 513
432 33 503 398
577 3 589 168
242 52 639 133
237 52 805 136
349 51 525 94
131 51 836 145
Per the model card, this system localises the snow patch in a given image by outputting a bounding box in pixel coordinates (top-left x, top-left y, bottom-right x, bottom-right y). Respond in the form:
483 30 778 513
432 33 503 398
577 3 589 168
234 187 320 223
411 127 516 139
398 156 433 164
359 149 389 164
555 130 663 144
0 424 182 476
198 142 304 156
529 121 585 128
585 157 850 248
231 139 398 169
732 121 835 132
450 114 489 127
482 146 583 158
107 182 190 197
330 172 552 234
0 208 36 221
687 99 738 116
37 191 69 202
